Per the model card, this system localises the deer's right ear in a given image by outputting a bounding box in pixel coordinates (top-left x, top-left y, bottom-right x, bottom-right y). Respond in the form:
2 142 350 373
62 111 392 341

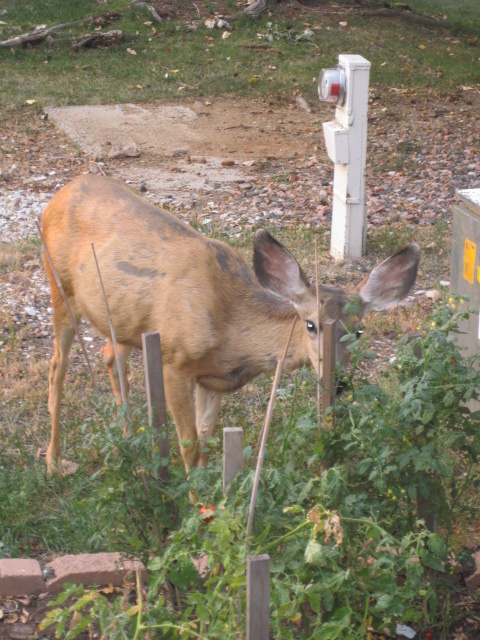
253 229 311 304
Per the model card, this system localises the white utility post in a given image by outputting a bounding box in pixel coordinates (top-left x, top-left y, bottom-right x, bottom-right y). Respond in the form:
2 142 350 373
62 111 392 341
319 54 371 260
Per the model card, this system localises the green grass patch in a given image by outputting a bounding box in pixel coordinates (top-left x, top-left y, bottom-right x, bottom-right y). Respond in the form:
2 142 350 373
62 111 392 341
0 0 478 112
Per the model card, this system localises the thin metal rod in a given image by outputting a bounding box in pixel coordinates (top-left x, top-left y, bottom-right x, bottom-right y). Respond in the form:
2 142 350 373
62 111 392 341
315 236 321 424
246 317 297 539
35 219 99 391
90 243 128 410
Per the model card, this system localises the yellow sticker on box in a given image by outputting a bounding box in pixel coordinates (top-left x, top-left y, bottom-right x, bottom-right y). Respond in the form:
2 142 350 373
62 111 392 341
464 238 476 284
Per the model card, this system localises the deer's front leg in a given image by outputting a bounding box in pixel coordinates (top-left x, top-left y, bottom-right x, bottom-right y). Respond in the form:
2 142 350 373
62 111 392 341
162 366 197 472
194 384 223 468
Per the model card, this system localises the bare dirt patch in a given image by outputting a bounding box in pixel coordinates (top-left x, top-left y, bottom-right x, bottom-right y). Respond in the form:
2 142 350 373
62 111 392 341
45 98 323 198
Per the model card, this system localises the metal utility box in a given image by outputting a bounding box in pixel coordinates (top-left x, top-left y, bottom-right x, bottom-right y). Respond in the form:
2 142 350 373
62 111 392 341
450 189 480 356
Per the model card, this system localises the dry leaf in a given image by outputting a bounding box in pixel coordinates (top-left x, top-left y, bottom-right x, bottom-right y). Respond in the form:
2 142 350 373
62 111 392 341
126 48 137 55
222 31 231 40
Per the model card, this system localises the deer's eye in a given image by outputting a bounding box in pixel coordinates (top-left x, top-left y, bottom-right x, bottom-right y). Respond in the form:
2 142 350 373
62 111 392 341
356 328 364 339
306 321 317 334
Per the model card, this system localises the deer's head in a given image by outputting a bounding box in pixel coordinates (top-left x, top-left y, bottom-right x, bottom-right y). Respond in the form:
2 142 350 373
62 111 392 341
253 229 420 378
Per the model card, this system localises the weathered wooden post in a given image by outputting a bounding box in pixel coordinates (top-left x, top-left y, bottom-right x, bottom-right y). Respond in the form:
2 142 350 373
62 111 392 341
322 318 337 413
223 427 244 496
246 554 270 640
142 331 170 479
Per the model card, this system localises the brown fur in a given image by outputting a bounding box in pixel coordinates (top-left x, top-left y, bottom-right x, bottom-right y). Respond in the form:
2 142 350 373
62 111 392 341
41 174 420 472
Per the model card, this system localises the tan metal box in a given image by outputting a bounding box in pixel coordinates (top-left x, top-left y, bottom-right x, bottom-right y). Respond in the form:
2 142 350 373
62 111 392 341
450 189 480 356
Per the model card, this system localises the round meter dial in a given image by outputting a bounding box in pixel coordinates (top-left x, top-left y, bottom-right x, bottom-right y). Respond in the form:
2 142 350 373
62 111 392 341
318 67 345 105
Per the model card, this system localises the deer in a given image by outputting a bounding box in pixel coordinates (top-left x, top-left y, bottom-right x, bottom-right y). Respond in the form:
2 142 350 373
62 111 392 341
41 174 420 474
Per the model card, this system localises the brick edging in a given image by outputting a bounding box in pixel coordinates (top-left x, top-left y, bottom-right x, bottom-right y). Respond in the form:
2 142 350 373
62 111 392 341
0 552 147 597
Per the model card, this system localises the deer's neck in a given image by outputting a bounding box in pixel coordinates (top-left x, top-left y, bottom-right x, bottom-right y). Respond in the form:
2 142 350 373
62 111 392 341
224 290 307 383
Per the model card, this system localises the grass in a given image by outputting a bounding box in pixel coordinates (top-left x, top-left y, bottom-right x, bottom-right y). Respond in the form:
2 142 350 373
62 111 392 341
0 0 478 113
405 0 480 32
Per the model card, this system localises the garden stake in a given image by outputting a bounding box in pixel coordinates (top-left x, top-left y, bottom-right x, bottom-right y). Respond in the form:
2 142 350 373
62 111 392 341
91 242 128 411
251 317 297 466
35 220 99 392
91 244 164 547
315 236 321 425
246 316 297 539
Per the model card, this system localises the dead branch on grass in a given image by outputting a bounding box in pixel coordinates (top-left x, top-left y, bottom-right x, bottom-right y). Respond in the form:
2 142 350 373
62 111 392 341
71 30 124 51
0 11 123 49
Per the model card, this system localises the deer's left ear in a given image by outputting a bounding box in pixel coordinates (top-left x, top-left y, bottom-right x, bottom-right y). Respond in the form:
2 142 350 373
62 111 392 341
253 229 311 304
357 243 421 311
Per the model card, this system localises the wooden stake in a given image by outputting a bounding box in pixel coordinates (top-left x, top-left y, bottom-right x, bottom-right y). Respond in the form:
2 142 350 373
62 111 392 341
142 331 170 479
246 554 270 640
247 318 296 538
322 319 337 414
223 427 244 496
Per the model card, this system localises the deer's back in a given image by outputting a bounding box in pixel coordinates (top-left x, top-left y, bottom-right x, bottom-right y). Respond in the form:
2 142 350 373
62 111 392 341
41 175 263 365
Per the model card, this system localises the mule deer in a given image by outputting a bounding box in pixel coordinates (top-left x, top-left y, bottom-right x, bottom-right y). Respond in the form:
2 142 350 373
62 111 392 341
41 175 420 472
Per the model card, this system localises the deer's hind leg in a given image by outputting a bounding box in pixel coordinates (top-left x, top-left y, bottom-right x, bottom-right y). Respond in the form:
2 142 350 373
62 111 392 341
46 304 76 472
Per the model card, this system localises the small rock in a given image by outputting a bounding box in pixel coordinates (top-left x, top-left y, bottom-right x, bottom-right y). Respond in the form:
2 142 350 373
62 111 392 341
425 289 441 301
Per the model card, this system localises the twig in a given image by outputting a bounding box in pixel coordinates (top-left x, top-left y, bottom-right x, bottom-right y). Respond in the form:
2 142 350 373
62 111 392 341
0 12 122 48
246 317 297 539
0 21 77 48
35 220 99 392
90 243 128 410
71 30 124 51
315 236 321 426
91 243 166 547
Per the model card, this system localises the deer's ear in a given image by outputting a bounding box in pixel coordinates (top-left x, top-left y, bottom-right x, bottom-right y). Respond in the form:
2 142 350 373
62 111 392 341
254 229 311 304
358 243 421 311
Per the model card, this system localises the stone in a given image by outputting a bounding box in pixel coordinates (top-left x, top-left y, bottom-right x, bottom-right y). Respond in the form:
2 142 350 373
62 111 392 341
45 553 147 594
466 551 480 589
0 559 45 596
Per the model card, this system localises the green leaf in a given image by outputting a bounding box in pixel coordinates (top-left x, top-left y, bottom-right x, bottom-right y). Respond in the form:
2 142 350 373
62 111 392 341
196 601 210 623
305 539 326 567
373 593 392 612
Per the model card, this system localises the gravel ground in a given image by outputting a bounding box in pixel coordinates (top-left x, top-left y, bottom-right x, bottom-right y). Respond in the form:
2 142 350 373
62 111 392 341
0 91 479 363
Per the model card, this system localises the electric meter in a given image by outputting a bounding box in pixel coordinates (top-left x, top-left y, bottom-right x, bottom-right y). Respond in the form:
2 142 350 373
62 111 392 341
318 66 346 105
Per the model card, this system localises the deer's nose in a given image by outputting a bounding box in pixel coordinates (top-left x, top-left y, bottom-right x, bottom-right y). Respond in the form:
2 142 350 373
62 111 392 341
335 375 349 396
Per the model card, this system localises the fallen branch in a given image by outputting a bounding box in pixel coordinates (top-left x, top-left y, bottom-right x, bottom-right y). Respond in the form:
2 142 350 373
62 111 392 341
0 24 65 48
0 12 122 49
71 29 124 50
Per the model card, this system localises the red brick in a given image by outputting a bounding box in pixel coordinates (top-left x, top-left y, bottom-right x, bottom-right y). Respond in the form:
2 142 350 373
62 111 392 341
466 551 480 589
45 552 147 594
0 559 45 596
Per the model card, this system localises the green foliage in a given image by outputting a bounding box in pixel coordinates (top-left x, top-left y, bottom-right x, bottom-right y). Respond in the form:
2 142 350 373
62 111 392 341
38 300 480 638
322 297 480 531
